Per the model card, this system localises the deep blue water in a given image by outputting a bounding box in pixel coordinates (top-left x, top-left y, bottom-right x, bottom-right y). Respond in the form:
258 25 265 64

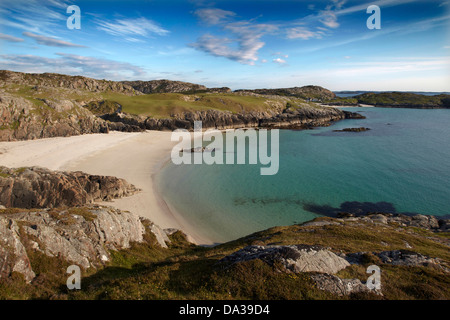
156 107 450 243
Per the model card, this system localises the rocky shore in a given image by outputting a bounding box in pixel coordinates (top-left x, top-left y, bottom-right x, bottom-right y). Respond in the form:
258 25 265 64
0 166 139 209
101 107 364 132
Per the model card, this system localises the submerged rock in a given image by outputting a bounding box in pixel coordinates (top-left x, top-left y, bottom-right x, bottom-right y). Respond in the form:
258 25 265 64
333 127 371 132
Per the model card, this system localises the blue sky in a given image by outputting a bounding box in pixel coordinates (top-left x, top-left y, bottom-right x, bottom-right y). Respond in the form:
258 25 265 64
0 0 449 91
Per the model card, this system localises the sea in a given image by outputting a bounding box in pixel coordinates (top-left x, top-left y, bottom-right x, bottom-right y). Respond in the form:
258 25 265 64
156 107 450 243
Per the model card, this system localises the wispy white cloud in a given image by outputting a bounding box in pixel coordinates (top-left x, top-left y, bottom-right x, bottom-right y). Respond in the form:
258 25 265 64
0 53 148 80
191 12 277 65
293 14 450 54
191 8 278 65
0 33 24 42
23 32 87 48
335 0 417 15
318 0 346 29
0 0 69 34
319 11 340 28
96 17 169 39
286 27 323 40
273 58 287 64
194 8 236 25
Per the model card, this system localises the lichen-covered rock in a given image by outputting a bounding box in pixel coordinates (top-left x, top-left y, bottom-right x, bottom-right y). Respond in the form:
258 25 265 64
0 205 169 281
221 245 350 274
0 93 109 141
310 274 371 296
0 166 139 209
377 250 447 269
0 218 35 282
0 70 138 95
122 79 207 94
235 85 336 101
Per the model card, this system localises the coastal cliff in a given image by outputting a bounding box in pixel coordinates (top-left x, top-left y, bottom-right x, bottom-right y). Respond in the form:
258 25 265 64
101 105 361 131
0 70 364 141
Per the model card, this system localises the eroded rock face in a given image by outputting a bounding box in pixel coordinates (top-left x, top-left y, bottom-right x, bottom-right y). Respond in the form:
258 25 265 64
0 70 138 95
0 218 35 282
0 166 139 209
0 93 110 142
221 245 350 274
103 106 350 131
0 205 170 281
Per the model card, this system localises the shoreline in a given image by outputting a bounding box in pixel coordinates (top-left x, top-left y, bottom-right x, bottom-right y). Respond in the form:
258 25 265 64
0 131 215 246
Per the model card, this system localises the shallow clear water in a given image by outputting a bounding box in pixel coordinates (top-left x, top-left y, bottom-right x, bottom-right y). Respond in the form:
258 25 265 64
156 107 450 243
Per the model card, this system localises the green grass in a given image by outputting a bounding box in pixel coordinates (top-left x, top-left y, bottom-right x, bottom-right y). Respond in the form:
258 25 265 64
2 83 325 121
100 92 286 118
67 207 97 222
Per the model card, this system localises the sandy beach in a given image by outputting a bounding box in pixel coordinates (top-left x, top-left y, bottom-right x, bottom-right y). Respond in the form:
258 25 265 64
0 131 213 245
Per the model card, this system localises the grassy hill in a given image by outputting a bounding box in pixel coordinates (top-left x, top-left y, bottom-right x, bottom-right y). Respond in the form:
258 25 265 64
1 71 322 120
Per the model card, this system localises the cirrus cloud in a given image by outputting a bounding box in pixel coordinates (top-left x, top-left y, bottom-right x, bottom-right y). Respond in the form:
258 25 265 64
0 33 24 42
0 53 148 80
22 32 87 48
95 17 169 38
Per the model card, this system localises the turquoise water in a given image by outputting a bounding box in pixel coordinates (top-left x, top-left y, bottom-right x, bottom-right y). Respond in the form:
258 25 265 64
156 107 450 243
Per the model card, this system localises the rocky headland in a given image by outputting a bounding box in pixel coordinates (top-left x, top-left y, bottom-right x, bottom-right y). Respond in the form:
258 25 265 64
0 70 365 141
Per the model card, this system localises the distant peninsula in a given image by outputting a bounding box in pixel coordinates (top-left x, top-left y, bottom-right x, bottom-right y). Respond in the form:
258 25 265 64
323 92 450 109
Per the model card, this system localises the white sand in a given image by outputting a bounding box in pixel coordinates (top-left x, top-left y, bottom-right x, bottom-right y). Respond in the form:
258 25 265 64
0 131 213 245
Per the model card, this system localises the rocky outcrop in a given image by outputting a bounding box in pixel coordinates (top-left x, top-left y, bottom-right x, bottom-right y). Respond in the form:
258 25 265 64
0 217 35 282
346 250 449 270
235 85 336 101
336 212 448 232
121 79 208 94
0 205 170 281
0 70 139 95
0 166 139 209
0 93 110 141
102 105 357 131
310 274 371 296
221 245 350 274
